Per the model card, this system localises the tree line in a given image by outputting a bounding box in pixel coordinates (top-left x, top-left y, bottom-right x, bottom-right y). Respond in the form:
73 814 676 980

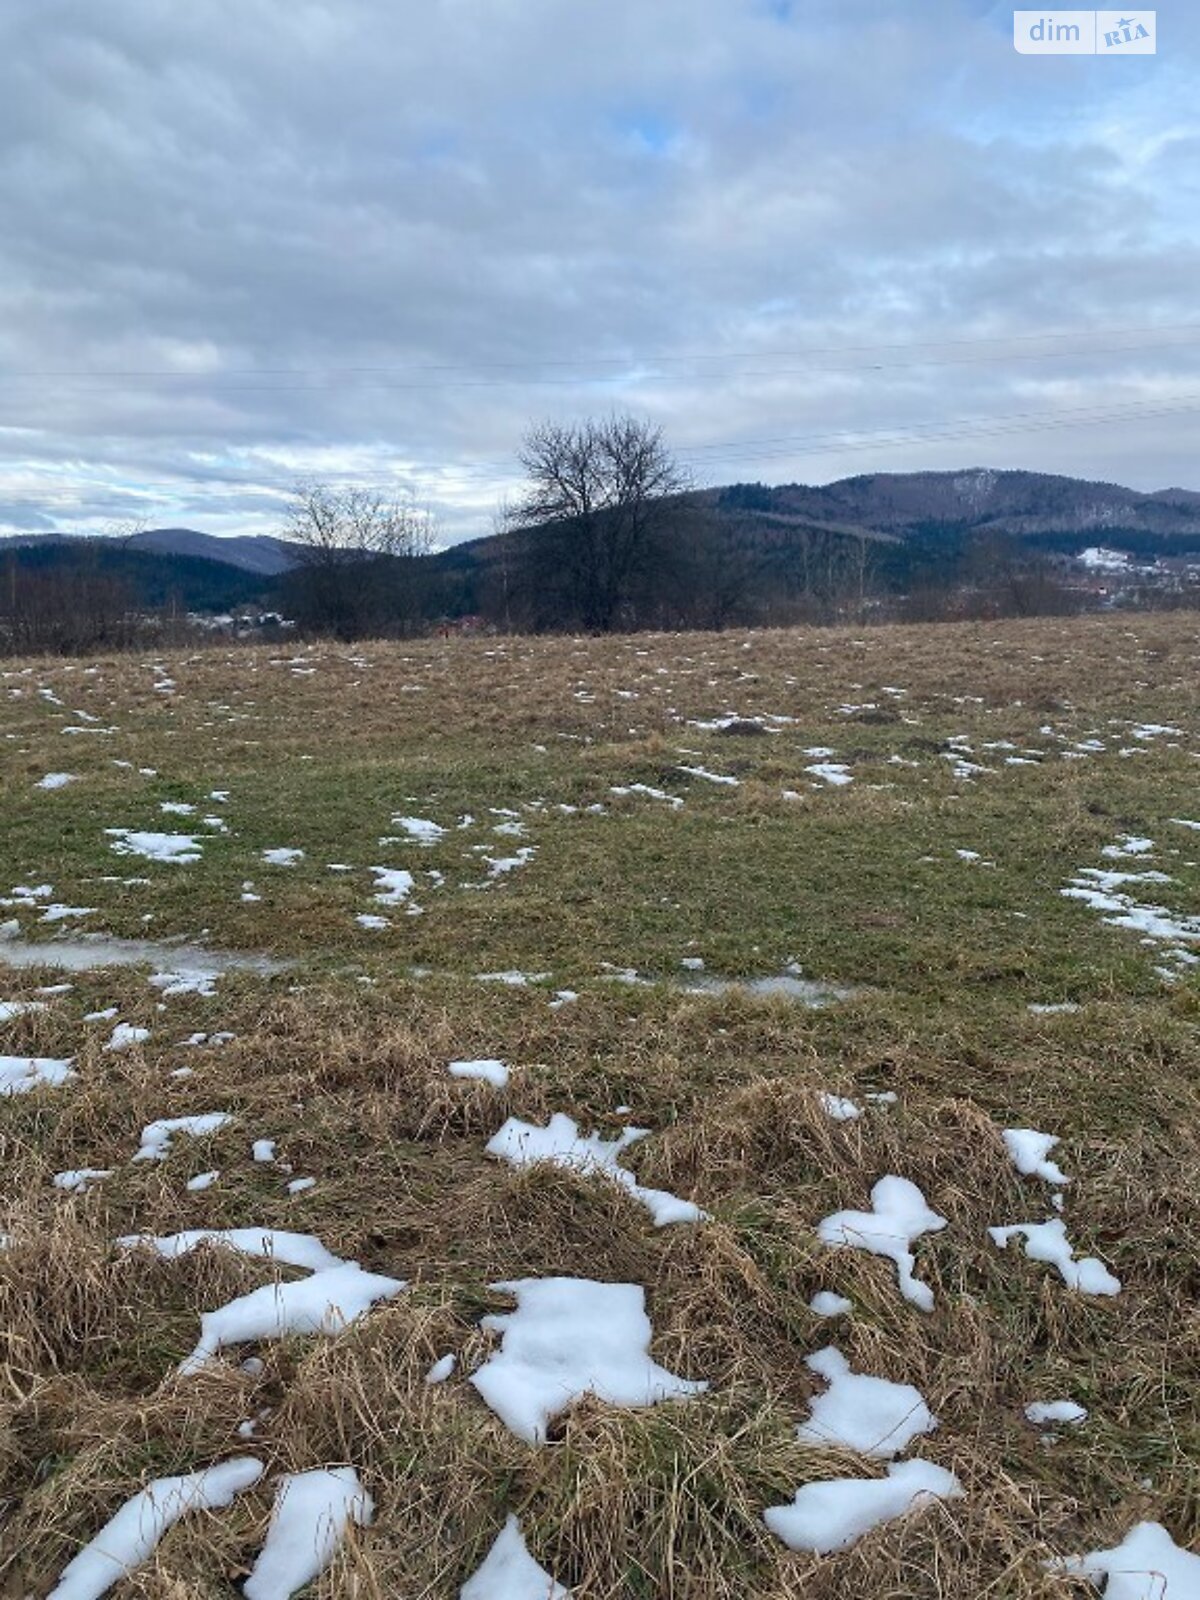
5 412 1185 655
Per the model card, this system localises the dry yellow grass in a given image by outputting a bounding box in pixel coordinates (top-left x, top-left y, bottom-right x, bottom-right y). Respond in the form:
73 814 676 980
1 612 1198 1595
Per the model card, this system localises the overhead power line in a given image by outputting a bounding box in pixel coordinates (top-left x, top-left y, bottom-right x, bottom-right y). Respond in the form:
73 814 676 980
2 389 1198 507
0 323 1199 392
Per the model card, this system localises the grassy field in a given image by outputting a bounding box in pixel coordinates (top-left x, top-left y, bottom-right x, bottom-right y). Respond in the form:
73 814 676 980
2 613 1198 1597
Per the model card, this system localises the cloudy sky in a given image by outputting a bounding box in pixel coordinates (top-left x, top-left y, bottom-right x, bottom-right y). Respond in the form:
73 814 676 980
0 1 1196 544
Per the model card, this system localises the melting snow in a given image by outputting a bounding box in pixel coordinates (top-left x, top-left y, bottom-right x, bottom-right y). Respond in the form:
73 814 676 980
104 1023 150 1052
809 1290 853 1318
119 1227 345 1272
1002 1128 1070 1185
795 1346 937 1458
486 1113 708 1227
806 762 853 787
460 1515 572 1599
391 816 445 844
37 772 77 790
0 1054 75 1095
47 1458 264 1600
450 1057 510 1087
106 830 203 864
817 1177 947 1311
132 1112 232 1162
371 867 415 905
262 848 304 866
179 1263 406 1374
989 1219 1120 1295
0 998 47 1020
819 1092 863 1122
678 764 739 786
1026 1400 1087 1426
764 1459 964 1554
54 1168 113 1193
1051 1521 1200 1599
471 1276 708 1443
243 1467 374 1600
426 1353 456 1384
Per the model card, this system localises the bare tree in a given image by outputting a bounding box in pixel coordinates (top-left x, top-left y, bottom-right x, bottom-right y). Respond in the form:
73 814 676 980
508 415 687 632
283 481 434 638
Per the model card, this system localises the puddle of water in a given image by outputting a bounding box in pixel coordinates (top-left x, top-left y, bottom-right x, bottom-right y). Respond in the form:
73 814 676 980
0 927 287 978
600 964 854 1006
679 973 854 1006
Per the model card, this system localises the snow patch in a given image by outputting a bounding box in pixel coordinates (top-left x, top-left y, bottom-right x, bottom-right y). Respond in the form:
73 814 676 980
989 1219 1120 1296
817 1176 947 1312
470 1276 707 1444
243 1467 374 1600
764 1459 964 1554
486 1113 707 1227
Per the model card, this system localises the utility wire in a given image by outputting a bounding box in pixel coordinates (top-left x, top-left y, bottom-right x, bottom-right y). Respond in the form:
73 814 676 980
1 323 1199 389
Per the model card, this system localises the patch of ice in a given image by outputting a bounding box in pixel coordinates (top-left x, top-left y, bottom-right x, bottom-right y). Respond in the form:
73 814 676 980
132 1111 232 1162
795 1346 937 1459
764 1459 964 1554
989 1219 1120 1295
47 1458 263 1600
486 1113 708 1227
1002 1128 1070 1185
106 830 202 864
243 1467 374 1600
149 969 218 998
471 1276 708 1444
449 1058 509 1088
460 1514 572 1600
0 1054 75 1095
816 1176 947 1312
1051 1521 1200 1599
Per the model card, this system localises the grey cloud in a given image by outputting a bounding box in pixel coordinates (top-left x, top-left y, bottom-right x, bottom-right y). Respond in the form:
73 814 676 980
0 0 1197 541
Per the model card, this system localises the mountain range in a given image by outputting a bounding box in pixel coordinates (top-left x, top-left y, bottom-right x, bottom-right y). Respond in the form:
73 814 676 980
4 468 1200 614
